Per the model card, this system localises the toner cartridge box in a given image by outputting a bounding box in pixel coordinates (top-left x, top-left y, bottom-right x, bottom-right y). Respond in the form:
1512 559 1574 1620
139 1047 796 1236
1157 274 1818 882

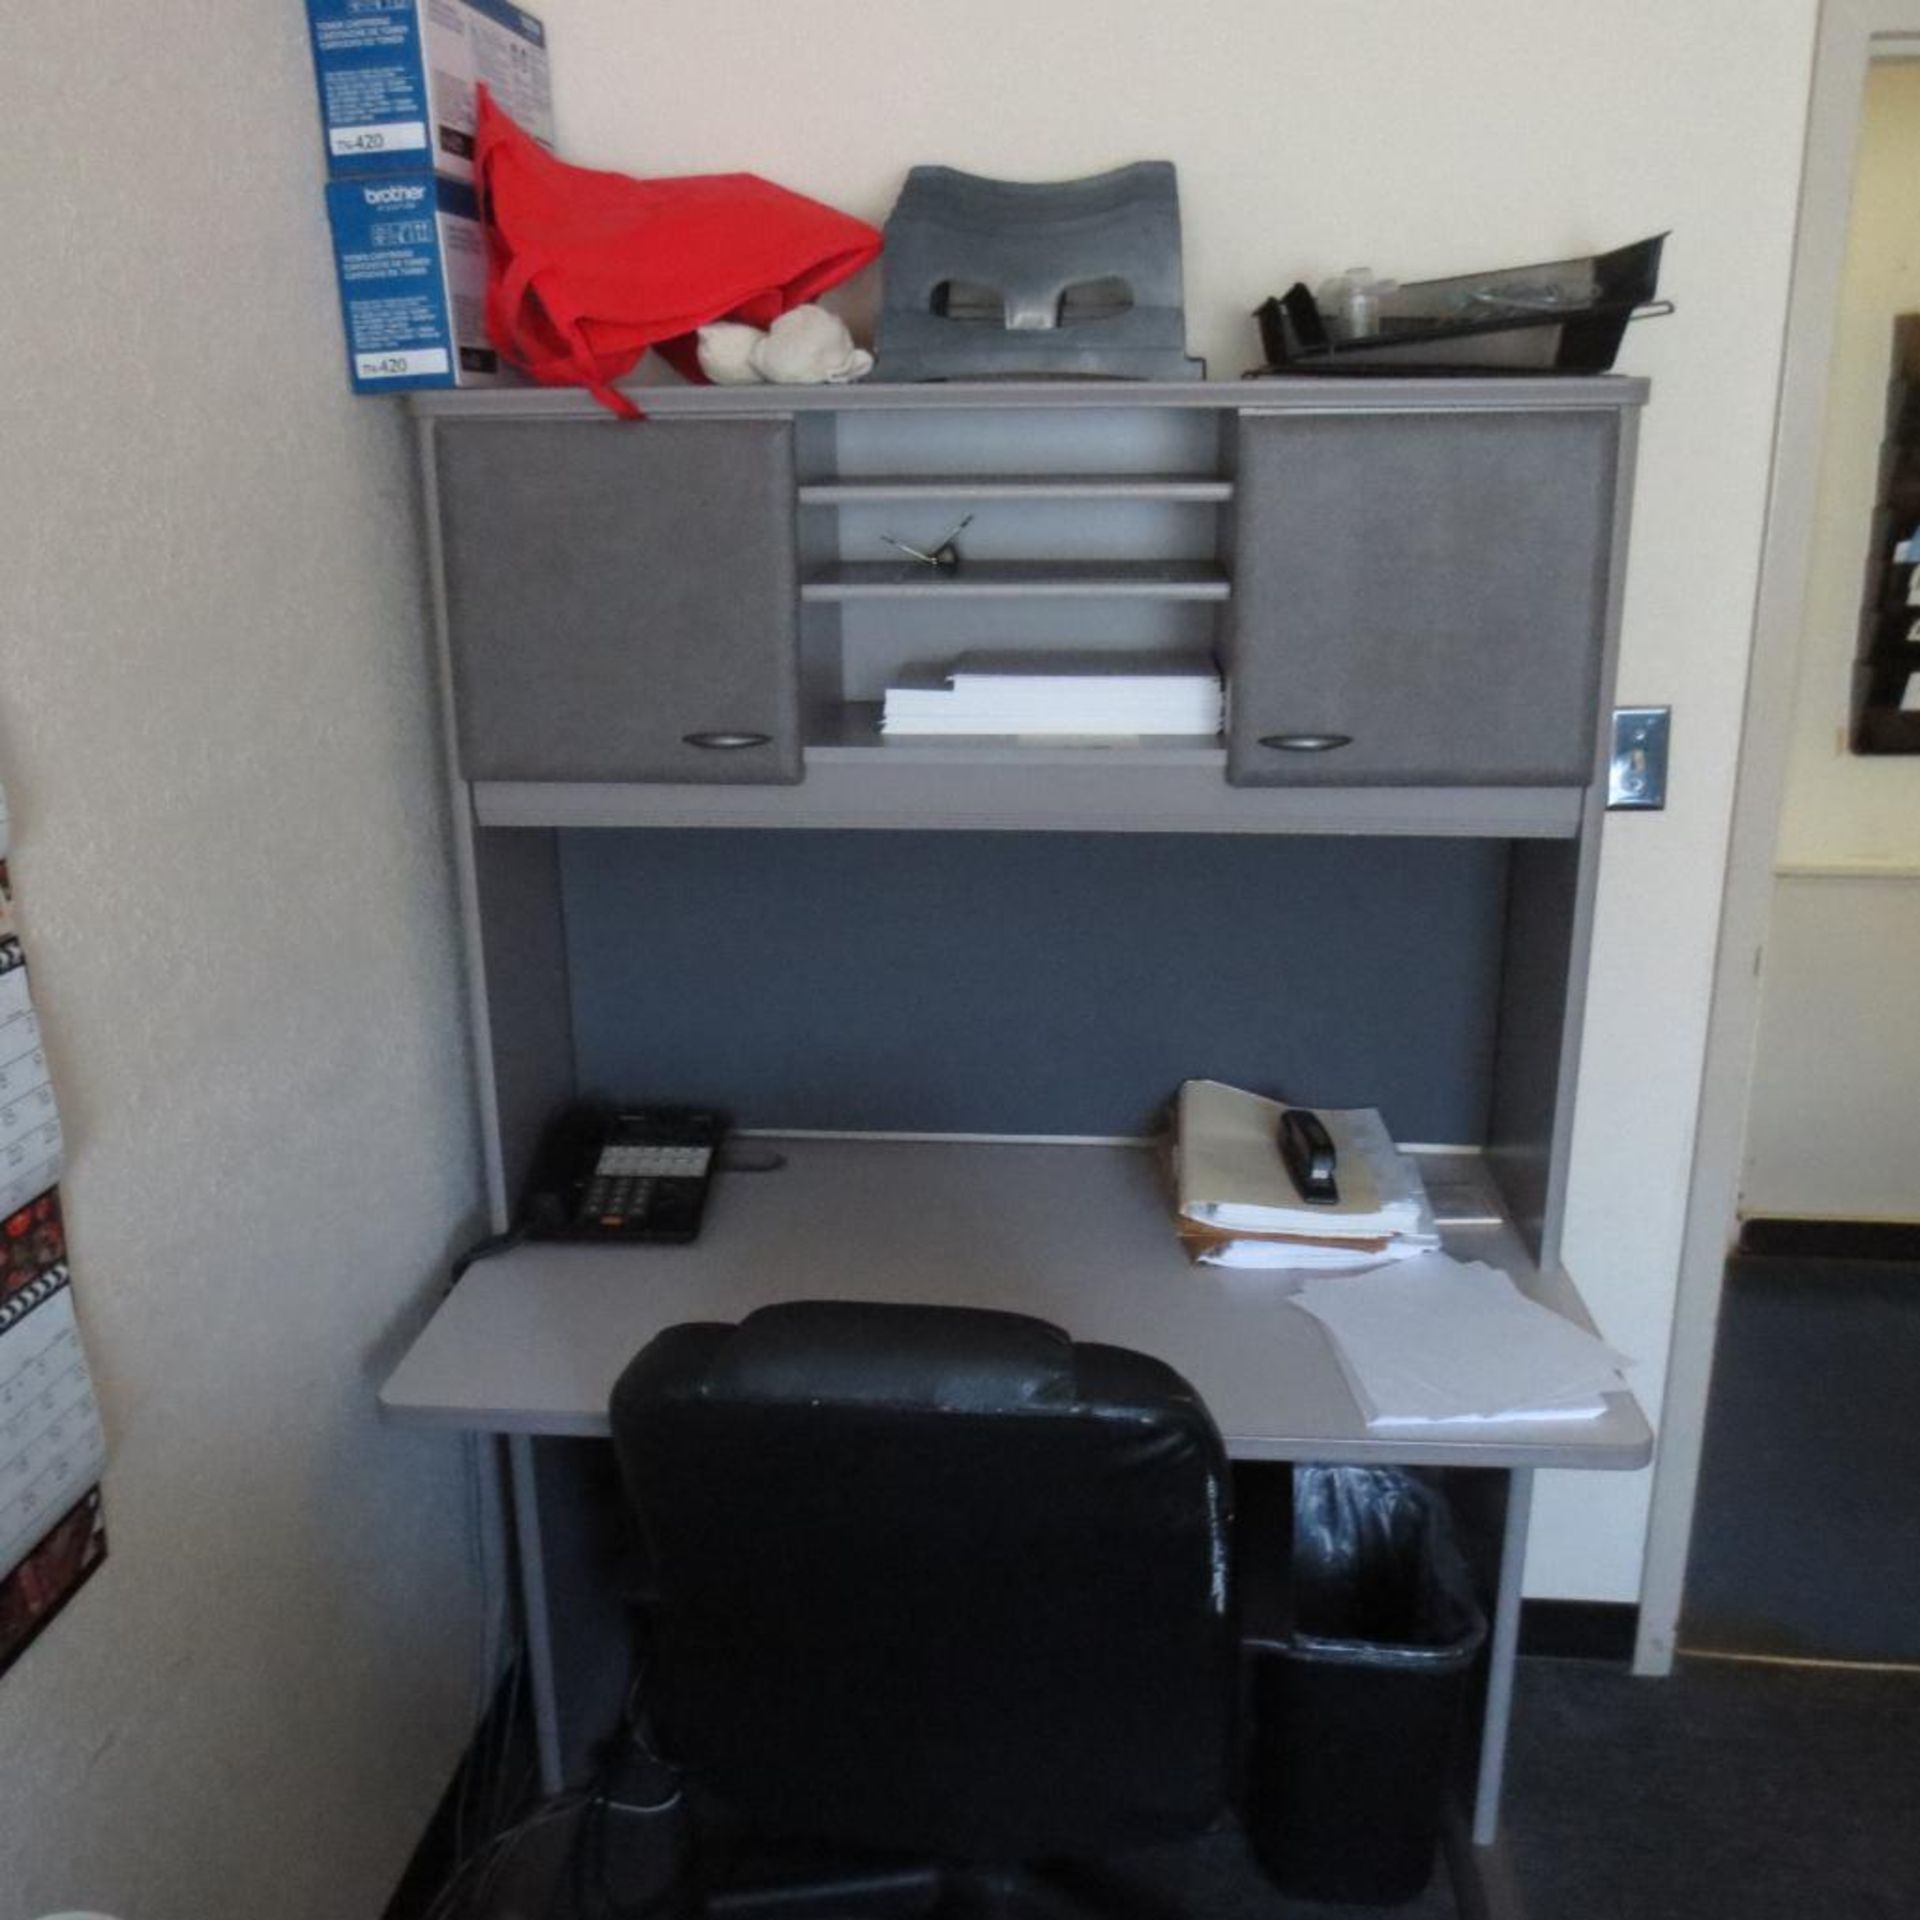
325 175 504 391
306 0 553 183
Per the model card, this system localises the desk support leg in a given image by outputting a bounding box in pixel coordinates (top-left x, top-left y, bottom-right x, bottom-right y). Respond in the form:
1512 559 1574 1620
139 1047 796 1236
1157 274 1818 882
508 1432 566 1797
1472 1466 1533 1849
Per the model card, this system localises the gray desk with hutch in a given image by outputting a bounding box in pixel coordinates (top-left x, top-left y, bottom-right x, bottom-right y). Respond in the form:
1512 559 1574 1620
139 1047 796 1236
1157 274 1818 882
381 375 1654 1920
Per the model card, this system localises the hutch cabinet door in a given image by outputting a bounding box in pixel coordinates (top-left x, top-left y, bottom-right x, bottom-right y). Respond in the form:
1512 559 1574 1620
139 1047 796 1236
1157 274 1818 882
433 418 801 784
1226 410 1620 786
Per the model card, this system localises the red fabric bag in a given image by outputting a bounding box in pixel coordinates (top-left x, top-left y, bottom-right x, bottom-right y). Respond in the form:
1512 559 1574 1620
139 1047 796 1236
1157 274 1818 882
474 88 882 417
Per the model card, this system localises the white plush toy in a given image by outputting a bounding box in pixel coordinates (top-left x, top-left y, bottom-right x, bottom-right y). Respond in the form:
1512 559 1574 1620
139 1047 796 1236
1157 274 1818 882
696 305 873 387
694 322 764 386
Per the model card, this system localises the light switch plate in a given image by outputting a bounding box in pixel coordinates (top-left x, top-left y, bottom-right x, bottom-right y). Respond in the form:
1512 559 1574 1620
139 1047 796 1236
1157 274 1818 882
1608 706 1670 810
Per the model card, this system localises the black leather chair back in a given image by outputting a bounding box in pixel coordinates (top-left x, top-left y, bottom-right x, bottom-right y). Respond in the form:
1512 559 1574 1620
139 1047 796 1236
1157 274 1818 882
611 1300 1236 1860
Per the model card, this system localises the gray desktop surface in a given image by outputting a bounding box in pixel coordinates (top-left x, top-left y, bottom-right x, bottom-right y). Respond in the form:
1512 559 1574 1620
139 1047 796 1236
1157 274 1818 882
559 829 1506 1141
380 1137 1650 1471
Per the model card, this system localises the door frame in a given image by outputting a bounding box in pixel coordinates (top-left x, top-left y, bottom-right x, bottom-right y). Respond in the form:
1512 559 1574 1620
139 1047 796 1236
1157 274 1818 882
1635 0 1920 1674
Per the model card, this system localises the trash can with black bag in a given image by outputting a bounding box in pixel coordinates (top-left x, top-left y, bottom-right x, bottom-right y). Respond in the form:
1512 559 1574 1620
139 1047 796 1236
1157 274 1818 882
1239 1464 1489 1906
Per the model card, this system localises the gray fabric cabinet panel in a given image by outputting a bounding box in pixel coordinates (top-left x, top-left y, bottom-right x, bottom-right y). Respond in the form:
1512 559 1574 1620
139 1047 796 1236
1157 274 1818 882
435 418 801 784
1226 411 1618 786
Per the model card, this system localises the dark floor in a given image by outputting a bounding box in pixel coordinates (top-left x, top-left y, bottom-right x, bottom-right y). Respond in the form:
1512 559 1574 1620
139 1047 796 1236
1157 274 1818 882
1682 1248 1920 1663
1503 1655 1919 1920
455 1653 1920 1920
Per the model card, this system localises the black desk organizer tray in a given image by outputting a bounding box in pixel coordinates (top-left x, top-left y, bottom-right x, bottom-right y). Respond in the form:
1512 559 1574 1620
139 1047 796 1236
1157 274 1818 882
1250 233 1670 377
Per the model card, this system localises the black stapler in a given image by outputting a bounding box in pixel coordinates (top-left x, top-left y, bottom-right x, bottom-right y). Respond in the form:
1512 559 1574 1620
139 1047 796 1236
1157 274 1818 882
1278 1108 1340 1205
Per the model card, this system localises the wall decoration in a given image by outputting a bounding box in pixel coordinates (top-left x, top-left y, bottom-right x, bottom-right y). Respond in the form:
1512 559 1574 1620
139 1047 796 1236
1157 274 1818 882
0 783 108 1676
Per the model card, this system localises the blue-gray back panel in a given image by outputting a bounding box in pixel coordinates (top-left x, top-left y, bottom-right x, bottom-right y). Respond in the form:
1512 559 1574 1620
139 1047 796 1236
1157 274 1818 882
561 831 1507 1141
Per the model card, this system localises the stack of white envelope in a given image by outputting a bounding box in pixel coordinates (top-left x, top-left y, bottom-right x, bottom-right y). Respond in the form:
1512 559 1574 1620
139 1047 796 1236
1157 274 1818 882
883 652 1224 738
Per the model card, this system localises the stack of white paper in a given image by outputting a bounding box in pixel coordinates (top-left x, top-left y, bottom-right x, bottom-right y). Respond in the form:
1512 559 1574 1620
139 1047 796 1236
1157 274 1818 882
882 651 1224 738
1293 1256 1632 1427
1172 1080 1441 1271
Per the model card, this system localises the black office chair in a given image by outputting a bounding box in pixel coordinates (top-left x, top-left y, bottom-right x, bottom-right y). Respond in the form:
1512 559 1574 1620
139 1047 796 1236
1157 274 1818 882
609 1299 1238 1919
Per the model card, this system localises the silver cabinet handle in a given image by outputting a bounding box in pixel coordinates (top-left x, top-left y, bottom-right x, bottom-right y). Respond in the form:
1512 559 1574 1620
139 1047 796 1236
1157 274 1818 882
1259 732 1353 753
683 730 774 750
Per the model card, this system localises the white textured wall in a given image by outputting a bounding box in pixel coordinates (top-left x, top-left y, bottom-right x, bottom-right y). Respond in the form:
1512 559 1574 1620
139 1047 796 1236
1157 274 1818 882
533 0 1818 1599
0 7 483 1919
1744 62 1920 1222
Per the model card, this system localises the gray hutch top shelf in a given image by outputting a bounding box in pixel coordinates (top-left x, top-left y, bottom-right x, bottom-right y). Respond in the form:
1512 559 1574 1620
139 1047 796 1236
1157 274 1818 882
416 374 1645 838
412 374 1646 419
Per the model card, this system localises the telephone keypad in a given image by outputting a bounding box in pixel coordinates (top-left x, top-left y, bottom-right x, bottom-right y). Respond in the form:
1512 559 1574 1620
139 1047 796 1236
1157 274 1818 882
593 1143 715 1180
541 1108 725 1243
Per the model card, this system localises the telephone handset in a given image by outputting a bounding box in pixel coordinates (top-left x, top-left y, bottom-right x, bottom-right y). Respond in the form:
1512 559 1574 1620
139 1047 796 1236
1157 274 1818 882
521 1104 727 1244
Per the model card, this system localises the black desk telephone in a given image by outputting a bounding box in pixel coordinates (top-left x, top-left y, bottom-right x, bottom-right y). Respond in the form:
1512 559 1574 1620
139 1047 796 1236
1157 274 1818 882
522 1104 727 1244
